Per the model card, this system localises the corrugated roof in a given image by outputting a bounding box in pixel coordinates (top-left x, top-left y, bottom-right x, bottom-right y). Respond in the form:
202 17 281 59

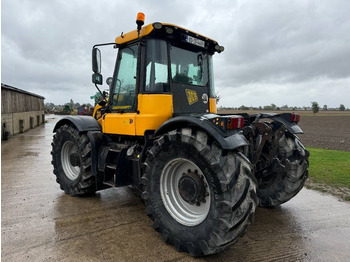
1 83 45 99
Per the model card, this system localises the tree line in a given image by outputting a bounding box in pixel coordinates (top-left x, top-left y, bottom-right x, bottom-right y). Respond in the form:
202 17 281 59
220 103 348 112
311 102 347 115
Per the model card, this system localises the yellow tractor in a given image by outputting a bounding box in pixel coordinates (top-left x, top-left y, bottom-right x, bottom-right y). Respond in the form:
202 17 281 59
51 13 309 256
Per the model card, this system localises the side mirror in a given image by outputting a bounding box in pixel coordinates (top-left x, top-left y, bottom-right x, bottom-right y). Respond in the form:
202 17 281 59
92 48 101 73
92 73 103 85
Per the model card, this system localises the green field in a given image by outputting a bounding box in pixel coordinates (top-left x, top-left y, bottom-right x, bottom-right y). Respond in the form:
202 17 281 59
307 148 350 198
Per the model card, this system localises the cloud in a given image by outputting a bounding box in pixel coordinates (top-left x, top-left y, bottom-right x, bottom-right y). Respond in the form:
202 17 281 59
2 0 350 108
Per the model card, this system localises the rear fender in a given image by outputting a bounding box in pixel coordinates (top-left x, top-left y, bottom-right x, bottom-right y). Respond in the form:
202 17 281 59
251 113 303 134
154 115 249 150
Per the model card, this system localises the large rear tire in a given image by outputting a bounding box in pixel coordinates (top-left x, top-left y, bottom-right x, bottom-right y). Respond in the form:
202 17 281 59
141 128 257 256
257 130 309 207
51 124 96 196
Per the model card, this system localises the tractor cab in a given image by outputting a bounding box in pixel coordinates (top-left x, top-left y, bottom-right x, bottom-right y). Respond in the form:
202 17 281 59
92 15 224 136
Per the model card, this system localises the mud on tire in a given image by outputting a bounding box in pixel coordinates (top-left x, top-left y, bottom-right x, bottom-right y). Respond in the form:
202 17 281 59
141 128 258 256
257 131 309 207
51 124 96 196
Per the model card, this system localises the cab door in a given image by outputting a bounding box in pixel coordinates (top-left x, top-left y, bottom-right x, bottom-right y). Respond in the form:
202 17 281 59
103 44 139 135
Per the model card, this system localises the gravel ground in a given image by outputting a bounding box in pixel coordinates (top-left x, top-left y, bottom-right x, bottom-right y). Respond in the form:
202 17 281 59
2 117 350 261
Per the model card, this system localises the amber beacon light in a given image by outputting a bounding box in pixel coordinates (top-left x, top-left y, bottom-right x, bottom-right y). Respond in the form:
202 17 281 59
136 12 145 36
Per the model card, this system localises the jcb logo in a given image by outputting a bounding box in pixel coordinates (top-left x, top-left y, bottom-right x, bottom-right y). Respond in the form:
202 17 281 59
185 89 198 105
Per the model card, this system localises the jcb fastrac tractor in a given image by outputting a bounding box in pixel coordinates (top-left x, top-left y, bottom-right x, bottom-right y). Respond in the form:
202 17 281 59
51 13 309 256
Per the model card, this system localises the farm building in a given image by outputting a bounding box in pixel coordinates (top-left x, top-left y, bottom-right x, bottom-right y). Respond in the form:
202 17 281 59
1 83 45 140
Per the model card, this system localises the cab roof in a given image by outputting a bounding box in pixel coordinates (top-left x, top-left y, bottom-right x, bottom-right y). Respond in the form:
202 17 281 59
115 23 224 53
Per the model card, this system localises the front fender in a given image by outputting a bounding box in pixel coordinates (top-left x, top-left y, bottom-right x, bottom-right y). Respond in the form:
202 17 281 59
154 115 249 150
53 116 102 133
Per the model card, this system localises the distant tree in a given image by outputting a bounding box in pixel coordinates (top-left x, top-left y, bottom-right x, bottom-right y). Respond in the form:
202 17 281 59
311 101 319 115
339 104 345 111
271 103 277 110
264 105 272 110
323 105 328 111
45 102 55 110
239 105 249 110
70 99 74 110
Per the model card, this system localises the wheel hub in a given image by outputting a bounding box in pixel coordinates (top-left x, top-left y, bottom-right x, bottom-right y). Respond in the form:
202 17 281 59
160 158 211 226
69 153 80 167
178 170 206 205
61 141 81 181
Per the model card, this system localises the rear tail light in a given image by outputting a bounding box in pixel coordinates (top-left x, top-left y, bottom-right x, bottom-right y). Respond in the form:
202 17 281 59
291 113 300 123
227 116 244 129
212 115 244 131
213 115 245 131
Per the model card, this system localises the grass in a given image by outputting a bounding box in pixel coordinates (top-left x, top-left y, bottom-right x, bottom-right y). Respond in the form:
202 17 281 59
307 147 350 189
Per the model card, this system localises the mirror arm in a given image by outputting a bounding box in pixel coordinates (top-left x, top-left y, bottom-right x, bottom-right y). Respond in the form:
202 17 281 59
95 84 107 101
91 42 117 102
93 42 118 49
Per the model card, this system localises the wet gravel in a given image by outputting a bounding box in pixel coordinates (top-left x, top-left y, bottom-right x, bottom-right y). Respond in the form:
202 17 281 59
2 115 350 261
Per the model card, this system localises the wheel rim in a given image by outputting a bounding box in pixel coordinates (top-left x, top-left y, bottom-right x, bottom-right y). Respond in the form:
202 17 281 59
61 141 80 181
160 158 211 226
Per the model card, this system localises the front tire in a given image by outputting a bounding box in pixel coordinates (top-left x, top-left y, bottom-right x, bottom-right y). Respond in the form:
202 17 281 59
141 128 257 256
51 125 96 196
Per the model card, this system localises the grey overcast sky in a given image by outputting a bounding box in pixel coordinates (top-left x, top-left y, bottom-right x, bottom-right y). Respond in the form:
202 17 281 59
2 0 350 108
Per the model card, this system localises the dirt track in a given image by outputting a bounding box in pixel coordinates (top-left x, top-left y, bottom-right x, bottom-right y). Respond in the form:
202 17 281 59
2 115 350 261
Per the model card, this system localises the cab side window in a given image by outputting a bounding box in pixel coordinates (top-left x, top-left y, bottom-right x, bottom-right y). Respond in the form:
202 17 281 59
144 39 169 93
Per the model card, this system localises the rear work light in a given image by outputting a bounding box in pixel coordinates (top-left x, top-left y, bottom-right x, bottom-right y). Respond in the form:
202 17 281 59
291 113 300 123
213 115 245 131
